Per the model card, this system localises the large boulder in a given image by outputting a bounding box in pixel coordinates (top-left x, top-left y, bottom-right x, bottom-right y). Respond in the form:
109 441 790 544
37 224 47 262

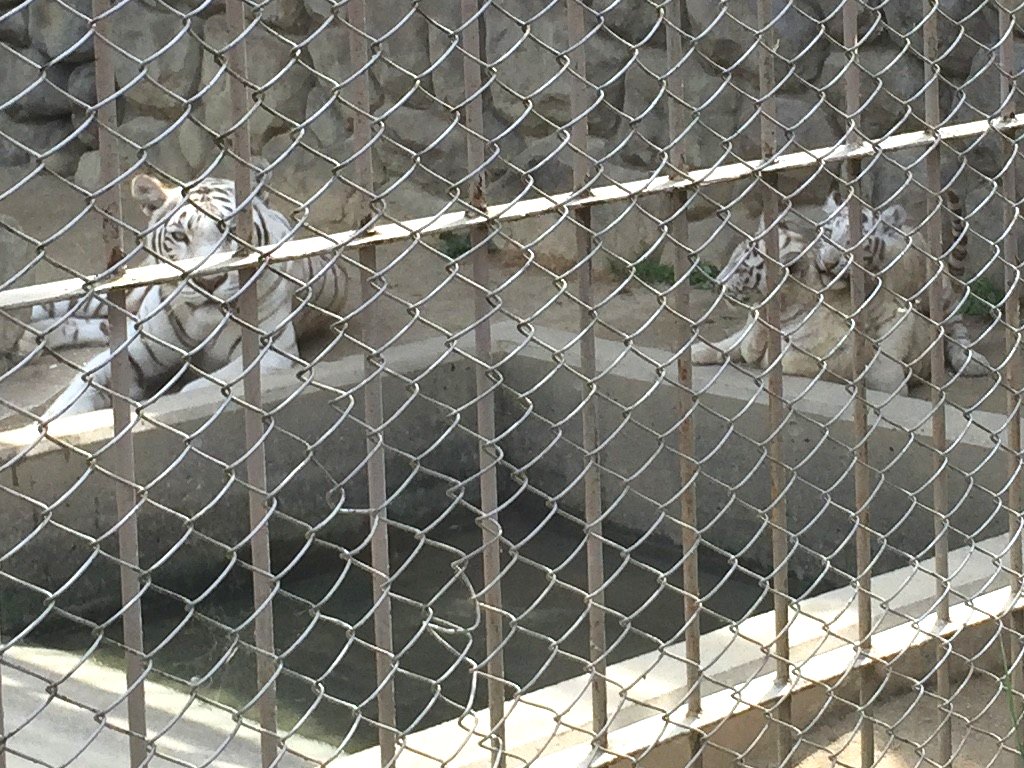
108 2 204 118
0 114 78 172
823 38 927 139
881 0 998 83
74 115 192 191
28 0 94 64
685 0 831 87
0 45 76 121
260 1 314 34
588 0 665 46
196 15 315 150
260 131 366 231
485 1 625 138
0 3 28 47
67 62 99 150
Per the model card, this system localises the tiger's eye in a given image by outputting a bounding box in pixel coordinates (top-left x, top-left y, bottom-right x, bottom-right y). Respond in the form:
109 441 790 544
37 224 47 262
170 231 188 244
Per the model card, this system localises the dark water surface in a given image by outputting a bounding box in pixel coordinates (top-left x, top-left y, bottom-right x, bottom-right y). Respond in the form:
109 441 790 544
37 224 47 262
38 506 799 753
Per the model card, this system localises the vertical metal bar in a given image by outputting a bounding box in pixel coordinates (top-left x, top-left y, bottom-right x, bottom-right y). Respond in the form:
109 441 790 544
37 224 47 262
666 1 702 763
461 1 507 764
92 2 147 765
565 0 608 749
756 0 790 763
226 2 279 765
999 3 1024 755
348 3 397 763
921 3 951 766
841 3 874 767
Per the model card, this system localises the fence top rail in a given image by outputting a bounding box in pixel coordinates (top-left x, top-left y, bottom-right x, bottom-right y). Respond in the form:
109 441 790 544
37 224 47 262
1 111 1021 313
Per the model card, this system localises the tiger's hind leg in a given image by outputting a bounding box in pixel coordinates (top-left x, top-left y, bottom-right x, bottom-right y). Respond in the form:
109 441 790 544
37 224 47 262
25 297 110 353
21 317 110 355
944 318 991 377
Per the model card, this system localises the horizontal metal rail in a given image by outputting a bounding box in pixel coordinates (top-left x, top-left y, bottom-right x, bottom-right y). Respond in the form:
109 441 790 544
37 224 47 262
2 111 1023 313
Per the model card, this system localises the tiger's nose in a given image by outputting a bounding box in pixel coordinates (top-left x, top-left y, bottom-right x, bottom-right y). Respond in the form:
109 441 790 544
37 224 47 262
194 273 229 293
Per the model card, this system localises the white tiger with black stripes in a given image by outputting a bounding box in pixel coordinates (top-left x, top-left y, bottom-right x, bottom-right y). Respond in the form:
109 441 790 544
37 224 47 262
40 174 348 420
692 192 990 393
814 190 989 377
692 213 931 394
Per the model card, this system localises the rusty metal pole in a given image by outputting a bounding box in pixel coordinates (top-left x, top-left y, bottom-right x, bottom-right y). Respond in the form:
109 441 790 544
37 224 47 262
756 0 791 762
461 1 507 764
348 2 398 762
841 2 875 765
667 0 702 764
226 1 279 764
92 1 147 764
999 2 1024 755
921 2 952 765
565 0 609 749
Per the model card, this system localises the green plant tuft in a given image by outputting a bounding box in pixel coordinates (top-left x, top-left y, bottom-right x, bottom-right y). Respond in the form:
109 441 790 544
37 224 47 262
689 262 719 288
962 277 1003 318
438 231 472 260
608 256 719 288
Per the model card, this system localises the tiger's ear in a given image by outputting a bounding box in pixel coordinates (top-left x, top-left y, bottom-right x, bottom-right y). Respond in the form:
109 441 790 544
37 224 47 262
880 203 906 229
823 189 843 215
251 157 272 201
131 174 171 215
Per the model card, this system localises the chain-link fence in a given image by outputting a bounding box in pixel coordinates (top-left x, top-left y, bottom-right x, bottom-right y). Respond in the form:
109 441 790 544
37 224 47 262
0 0 1023 766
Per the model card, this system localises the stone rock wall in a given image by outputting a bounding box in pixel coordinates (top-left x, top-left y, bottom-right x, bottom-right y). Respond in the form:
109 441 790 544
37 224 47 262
0 0 1018 273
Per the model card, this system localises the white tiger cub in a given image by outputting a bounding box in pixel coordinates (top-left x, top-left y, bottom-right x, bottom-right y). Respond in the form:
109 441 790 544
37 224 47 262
814 190 990 377
41 174 348 420
692 214 932 394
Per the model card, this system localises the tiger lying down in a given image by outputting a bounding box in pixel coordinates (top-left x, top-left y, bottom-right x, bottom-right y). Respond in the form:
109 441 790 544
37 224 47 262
691 191 991 395
34 173 348 420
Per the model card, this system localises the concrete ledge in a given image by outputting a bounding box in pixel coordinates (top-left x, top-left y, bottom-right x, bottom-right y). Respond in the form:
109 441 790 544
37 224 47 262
2 644 335 766
342 531 1016 768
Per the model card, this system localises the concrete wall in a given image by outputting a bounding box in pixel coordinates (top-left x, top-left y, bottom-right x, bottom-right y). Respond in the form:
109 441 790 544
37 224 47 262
0 323 1011 626
494 327 1009 585
0 337 485 627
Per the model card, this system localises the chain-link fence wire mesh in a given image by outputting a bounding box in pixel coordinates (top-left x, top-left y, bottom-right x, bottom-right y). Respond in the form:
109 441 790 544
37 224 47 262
0 0 1023 766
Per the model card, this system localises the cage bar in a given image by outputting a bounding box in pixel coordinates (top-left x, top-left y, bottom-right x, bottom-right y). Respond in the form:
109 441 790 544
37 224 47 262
565 0 609 749
461 0 508 764
225 1 280 764
347 1 398 762
920 2 952 764
840 2 876 766
91 1 147 765
666 0 702 764
999 3 1024 756
755 0 792 762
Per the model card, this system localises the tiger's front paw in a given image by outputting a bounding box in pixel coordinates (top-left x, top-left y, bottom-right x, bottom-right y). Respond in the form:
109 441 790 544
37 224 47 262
691 341 725 365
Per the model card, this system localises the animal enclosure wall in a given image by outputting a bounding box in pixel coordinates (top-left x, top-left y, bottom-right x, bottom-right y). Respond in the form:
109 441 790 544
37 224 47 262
1 2 1024 768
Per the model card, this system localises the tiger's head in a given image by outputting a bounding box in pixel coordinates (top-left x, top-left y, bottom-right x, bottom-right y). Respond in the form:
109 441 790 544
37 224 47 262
716 215 807 299
816 190 908 276
132 174 242 261
132 174 258 295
